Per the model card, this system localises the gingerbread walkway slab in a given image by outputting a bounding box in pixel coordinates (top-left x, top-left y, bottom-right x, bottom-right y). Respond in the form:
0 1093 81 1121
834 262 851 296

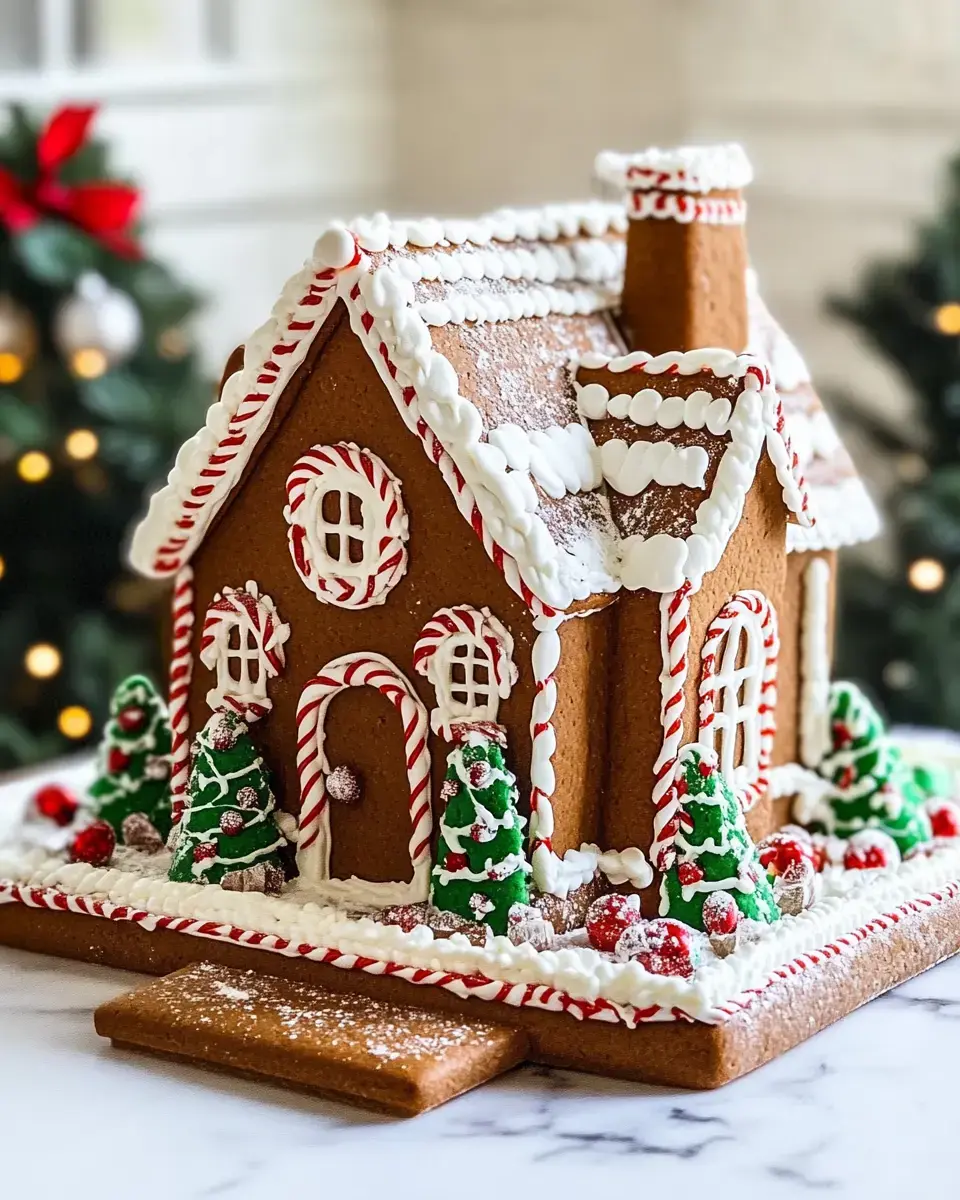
94 962 529 1116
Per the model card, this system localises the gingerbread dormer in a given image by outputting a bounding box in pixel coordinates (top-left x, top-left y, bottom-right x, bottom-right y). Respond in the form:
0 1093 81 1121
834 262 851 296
595 144 752 353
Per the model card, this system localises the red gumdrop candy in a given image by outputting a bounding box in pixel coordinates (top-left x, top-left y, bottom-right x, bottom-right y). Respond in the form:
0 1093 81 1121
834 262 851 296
758 832 814 878
585 893 643 953
633 918 699 978
929 801 960 839
69 820 116 867
702 891 739 936
34 783 79 827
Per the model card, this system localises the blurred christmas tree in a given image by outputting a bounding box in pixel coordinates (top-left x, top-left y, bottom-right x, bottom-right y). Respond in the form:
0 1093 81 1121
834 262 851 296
0 104 209 769
831 152 960 729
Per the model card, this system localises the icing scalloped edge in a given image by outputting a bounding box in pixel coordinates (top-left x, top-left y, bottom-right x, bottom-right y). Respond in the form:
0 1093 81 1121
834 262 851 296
2 836 960 1026
595 144 753 195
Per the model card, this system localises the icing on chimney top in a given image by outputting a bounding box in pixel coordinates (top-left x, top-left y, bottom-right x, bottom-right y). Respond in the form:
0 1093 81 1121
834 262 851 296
595 144 753 196
596 143 752 354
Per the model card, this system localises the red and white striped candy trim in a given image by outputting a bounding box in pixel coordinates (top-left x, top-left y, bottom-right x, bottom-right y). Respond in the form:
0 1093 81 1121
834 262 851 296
0 878 681 1027
698 590 779 813
167 566 195 827
630 190 747 225
650 583 693 873
198 582 289 723
413 606 517 689
295 652 432 885
147 261 349 576
3 875 957 1028
346 282 559 621
283 443 409 610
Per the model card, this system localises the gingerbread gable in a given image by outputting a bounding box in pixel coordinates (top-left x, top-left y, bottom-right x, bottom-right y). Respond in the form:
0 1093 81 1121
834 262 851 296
129 201 870 612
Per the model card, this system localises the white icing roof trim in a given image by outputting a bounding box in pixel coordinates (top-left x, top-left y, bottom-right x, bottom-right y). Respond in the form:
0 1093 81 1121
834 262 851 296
595 144 753 195
788 476 882 553
349 201 627 253
574 349 813 593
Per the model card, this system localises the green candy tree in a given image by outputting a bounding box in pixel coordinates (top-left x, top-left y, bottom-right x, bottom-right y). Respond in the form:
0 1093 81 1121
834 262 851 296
88 674 171 843
429 724 530 935
661 743 780 930
814 682 932 855
168 710 287 893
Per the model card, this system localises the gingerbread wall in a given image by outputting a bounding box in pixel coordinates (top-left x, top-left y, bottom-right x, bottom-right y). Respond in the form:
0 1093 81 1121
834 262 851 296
183 303 546 885
598 451 790 914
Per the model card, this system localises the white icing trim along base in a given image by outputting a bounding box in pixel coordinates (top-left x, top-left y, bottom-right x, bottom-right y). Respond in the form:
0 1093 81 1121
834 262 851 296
2 838 960 1026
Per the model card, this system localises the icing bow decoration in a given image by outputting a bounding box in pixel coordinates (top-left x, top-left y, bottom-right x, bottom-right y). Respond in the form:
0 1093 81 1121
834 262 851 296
0 105 141 258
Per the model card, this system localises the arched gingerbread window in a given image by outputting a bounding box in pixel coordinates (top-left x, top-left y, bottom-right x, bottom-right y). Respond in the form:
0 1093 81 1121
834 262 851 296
413 606 518 737
697 590 779 810
283 442 409 609
199 582 290 722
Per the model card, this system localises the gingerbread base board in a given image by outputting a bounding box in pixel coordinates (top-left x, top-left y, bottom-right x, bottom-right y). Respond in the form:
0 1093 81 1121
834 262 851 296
95 963 529 1116
4 890 960 1090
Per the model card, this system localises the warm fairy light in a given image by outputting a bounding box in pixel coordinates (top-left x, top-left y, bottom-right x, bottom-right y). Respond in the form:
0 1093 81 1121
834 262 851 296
58 705 92 739
70 347 109 379
0 554 5 580
935 303 960 335
0 351 24 384
24 642 62 679
908 557 946 592
64 428 99 461
17 450 51 483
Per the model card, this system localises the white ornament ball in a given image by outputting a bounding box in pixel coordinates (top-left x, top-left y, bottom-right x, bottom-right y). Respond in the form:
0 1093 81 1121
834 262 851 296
54 272 142 367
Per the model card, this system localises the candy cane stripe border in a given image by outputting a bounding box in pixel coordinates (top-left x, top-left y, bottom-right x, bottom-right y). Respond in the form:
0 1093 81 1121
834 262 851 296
283 443 409 610
168 566 195 827
2 876 957 1029
296 652 432 895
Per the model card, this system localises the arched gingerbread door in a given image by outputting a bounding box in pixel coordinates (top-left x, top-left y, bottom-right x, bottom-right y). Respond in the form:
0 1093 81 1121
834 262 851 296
295 652 433 906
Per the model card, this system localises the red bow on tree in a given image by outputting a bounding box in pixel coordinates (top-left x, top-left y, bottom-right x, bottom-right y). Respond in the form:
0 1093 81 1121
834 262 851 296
0 105 141 258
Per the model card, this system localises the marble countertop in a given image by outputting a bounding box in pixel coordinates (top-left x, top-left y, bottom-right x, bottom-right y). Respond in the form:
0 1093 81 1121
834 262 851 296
3 761 960 1198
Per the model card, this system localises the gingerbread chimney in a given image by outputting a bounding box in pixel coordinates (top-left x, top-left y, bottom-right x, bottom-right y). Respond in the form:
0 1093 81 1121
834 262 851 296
595 144 752 355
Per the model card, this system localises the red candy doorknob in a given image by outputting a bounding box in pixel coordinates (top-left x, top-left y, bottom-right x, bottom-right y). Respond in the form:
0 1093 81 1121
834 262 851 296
33 782 79 827
69 820 116 867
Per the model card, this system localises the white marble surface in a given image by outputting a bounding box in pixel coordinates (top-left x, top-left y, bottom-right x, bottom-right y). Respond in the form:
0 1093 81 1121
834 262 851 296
3 760 960 1198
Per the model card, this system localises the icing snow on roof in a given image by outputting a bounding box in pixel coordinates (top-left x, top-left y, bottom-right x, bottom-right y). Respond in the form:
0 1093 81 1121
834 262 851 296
746 275 881 551
129 200 875 612
595 143 754 194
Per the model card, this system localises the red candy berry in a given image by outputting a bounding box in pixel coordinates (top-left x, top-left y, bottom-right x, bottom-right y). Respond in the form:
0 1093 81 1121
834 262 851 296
623 918 699 979
843 831 899 871
677 861 704 887
193 841 218 864
219 810 244 837
444 851 469 872
468 761 491 789
758 832 814 878
702 891 739 936
69 820 116 867
116 705 146 733
33 783 79 827
107 746 131 774
585 893 643 953
928 800 960 839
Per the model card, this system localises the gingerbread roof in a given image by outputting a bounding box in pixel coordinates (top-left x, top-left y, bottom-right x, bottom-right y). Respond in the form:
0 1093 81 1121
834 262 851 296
128 201 873 613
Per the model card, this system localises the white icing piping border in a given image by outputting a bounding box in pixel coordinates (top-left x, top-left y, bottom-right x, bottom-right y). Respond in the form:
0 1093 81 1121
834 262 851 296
574 350 813 596
800 557 832 768
3 848 959 1028
595 145 753 196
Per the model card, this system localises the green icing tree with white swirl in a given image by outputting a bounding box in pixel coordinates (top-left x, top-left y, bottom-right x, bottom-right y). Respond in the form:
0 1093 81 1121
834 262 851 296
660 743 781 931
429 725 530 935
88 675 172 843
813 681 932 856
168 710 288 893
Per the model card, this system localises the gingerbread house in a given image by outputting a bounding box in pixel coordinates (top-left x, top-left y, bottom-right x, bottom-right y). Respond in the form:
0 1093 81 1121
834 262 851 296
128 143 880 913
